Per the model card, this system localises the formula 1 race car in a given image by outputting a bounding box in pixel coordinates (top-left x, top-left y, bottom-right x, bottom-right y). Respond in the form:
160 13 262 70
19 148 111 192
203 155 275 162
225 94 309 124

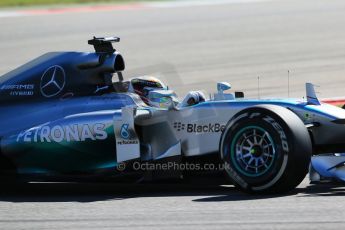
1 37 345 194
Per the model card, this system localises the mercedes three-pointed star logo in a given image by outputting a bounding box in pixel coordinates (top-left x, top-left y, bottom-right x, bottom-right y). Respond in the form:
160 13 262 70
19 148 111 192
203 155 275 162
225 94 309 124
40 65 66 98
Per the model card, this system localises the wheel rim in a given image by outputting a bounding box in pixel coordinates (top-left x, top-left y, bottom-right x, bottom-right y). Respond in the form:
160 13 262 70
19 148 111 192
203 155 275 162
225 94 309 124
230 126 276 177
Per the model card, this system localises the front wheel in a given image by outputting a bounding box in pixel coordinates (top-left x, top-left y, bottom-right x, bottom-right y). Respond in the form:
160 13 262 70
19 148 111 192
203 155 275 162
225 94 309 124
220 105 312 194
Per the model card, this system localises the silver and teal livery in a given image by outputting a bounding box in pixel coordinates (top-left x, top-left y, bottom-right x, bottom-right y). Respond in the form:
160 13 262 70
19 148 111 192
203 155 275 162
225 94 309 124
0 37 344 194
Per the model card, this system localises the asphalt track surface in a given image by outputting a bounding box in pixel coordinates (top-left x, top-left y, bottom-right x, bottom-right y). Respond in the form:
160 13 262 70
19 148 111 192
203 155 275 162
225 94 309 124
1 0 345 229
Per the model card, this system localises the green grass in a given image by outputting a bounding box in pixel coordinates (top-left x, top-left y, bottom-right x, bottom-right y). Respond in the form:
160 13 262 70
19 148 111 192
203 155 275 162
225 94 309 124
0 0 146 7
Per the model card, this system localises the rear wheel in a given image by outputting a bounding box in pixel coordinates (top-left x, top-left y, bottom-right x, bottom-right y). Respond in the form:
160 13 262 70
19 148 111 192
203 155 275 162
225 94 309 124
220 105 312 194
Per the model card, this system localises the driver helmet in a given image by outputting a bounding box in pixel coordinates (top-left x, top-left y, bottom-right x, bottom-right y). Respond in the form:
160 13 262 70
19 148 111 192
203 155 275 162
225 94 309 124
128 76 168 104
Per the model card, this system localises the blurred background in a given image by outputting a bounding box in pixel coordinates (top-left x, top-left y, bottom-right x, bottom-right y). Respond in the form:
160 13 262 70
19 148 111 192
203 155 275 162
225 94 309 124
0 0 345 99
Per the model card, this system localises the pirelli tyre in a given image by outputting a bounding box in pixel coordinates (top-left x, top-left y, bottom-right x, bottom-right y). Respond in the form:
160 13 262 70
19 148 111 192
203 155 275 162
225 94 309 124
220 105 312 194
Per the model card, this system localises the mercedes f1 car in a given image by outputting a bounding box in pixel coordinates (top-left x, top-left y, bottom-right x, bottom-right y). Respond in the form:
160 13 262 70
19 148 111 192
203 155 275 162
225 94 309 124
1 36 345 194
